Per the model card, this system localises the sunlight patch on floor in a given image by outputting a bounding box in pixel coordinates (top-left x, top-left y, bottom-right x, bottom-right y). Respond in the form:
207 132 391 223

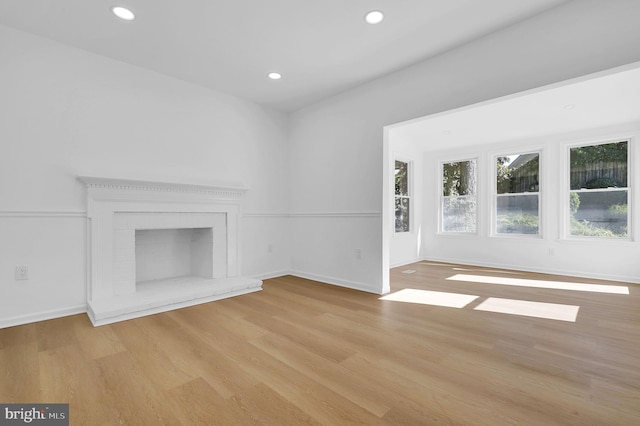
474 298 579 322
451 267 524 275
380 288 479 308
446 274 629 295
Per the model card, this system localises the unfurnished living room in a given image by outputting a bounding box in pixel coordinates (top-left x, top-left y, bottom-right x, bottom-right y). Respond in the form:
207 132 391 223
1 1 639 425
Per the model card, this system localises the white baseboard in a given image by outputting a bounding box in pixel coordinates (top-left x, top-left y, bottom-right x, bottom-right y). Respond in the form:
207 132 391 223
422 256 640 285
0 305 87 329
249 268 382 294
288 270 381 294
252 270 290 281
390 258 424 269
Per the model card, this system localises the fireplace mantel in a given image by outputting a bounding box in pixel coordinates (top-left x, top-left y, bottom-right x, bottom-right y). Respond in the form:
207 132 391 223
78 176 261 326
78 176 248 200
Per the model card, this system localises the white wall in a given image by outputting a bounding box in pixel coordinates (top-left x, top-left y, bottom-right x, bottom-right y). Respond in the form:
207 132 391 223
0 25 290 327
289 0 640 293
421 124 640 284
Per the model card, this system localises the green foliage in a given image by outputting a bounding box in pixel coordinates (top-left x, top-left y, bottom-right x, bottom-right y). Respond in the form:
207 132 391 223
497 213 539 234
570 219 624 238
442 197 476 232
394 161 408 196
570 141 628 189
585 177 623 189
395 161 410 232
570 203 628 238
443 160 476 196
608 204 627 215
496 156 511 194
496 154 539 194
569 192 580 214
395 198 410 232
570 141 627 166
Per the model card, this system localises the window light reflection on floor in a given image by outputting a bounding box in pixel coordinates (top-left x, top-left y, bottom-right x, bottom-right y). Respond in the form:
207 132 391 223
446 274 629 295
452 267 524 275
474 298 579 322
379 288 479 308
380 289 582 322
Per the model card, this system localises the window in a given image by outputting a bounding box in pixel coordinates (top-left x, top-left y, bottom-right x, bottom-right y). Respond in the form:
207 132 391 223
495 152 540 235
442 159 477 233
569 140 629 238
394 160 410 232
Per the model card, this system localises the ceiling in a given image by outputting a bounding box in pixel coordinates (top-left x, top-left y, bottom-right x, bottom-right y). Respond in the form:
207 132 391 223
0 0 568 112
390 65 640 151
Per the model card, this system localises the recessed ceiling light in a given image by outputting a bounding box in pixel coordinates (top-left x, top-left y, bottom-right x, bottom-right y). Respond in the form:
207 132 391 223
365 10 384 25
112 6 135 21
268 72 282 80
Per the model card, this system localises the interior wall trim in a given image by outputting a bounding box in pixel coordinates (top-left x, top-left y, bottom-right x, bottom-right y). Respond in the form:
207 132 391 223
243 213 290 218
289 269 380 294
289 212 381 218
0 211 380 219
243 212 381 218
0 211 87 218
423 256 640 285
0 304 87 329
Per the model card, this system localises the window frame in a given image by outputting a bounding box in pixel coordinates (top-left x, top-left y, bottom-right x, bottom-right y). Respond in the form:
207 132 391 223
439 157 479 235
394 158 412 234
492 149 543 238
564 138 632 241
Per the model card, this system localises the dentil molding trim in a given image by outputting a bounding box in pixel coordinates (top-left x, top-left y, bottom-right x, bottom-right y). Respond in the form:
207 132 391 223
78 176 248 200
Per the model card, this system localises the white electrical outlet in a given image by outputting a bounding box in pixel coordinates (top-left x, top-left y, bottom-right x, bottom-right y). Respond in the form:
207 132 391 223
15 265 29 280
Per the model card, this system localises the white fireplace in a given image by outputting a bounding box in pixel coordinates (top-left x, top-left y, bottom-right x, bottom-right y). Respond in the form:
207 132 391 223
135 227 216 283
79 176 262 326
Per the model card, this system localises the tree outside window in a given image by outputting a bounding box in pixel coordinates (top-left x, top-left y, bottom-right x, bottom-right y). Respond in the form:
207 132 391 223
395 160 410 232
442 159 477 233
496 152 540 235
569 141 628 238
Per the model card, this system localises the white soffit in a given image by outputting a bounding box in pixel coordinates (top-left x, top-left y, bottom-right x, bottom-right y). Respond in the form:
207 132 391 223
0 0 568 111
391 65 640 151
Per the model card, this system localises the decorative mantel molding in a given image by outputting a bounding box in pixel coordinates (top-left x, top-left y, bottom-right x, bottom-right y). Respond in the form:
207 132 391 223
78 176 248 201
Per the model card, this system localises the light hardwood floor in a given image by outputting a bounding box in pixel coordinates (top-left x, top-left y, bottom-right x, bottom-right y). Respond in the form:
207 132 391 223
1 262 639 425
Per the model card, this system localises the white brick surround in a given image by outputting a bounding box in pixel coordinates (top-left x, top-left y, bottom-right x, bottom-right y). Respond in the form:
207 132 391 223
79 176 262 326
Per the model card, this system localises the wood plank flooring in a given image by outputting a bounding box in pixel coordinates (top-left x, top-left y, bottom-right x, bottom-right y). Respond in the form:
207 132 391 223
1 261 639 425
